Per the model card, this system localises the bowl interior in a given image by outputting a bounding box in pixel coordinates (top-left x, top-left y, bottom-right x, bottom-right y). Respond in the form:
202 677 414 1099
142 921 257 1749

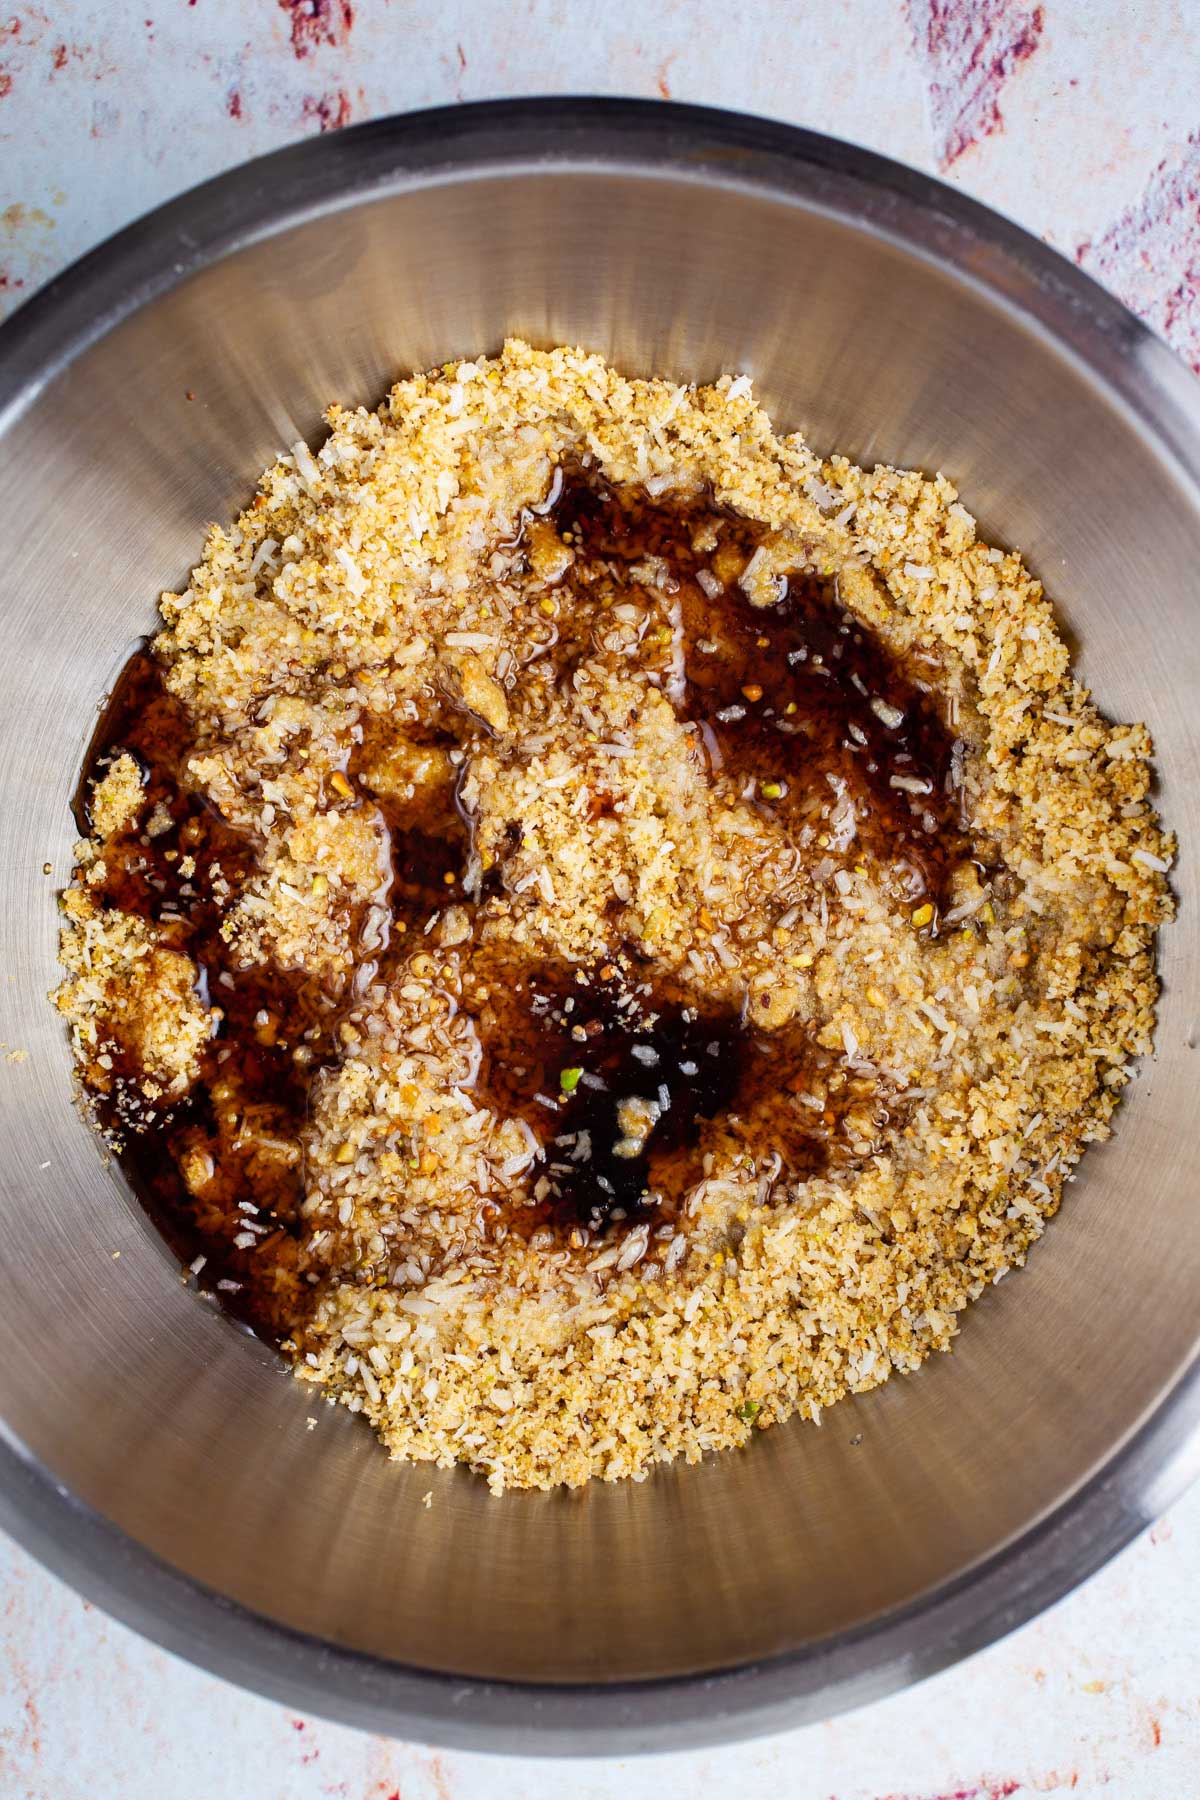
1 115 1198 1723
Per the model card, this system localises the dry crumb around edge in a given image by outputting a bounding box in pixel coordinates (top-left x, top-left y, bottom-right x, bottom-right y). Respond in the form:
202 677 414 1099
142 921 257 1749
55 340 1174 1495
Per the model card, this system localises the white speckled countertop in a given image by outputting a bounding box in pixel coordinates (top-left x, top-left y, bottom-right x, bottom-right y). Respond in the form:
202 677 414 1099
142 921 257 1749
2 2 1199 1794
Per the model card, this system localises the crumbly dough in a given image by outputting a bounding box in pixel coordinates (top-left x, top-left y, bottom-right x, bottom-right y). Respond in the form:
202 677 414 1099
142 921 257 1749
56 341 1174 1493
57 890 211 1103
89 753 145 838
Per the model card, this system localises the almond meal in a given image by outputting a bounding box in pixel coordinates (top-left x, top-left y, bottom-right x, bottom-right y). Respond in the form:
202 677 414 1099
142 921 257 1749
55 341 1174 1493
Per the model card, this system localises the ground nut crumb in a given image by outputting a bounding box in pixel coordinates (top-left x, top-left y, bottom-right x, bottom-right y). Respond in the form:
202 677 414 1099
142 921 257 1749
89 752 145 837
54 341 1173 1494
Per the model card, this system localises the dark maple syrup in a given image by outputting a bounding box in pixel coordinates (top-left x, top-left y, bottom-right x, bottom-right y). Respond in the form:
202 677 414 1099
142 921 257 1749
465 957 893 1240
72 471 974 1330
349 713 471 927
550 466 973 910
76 652 334 1337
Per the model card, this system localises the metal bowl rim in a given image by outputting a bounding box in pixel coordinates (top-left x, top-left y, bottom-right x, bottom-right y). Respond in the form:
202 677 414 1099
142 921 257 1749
2 94 1199 1755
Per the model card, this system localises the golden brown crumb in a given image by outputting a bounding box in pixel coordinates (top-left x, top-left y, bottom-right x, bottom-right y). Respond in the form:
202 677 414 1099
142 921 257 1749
90 753 145 838
54 341 1174 1495
57 892 211 1101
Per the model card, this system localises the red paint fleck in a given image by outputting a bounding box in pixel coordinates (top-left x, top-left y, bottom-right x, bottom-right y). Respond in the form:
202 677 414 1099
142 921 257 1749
456 40 466 70
0 270 24 289
425 1755 454 1800
301 86 353 131
869 1783 1021 1800
655 61 672 98
906 0 1045 168
288 1713 321 1764
40 39 111 80
1078 132 1200 374
0 72 10 97
1150 1716 1162 1747
227 88 242 118
278 0 354 60
1150 1519 1174 1544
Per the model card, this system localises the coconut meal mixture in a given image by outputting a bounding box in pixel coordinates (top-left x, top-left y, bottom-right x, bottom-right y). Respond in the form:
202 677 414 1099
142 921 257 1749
56 341 1174 1493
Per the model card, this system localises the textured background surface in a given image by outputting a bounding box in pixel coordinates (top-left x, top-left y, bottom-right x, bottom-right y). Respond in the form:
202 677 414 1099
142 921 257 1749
2 1 1199 1794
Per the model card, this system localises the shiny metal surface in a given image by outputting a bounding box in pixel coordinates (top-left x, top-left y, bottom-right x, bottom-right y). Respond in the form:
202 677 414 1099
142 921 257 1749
0 99 1198 1755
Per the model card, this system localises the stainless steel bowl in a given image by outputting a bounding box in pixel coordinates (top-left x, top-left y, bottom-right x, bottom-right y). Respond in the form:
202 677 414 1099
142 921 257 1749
0 99 1198 1755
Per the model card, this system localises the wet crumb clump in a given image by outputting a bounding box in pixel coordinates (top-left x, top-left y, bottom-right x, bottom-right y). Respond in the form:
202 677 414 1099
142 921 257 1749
56 341 1174 1493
